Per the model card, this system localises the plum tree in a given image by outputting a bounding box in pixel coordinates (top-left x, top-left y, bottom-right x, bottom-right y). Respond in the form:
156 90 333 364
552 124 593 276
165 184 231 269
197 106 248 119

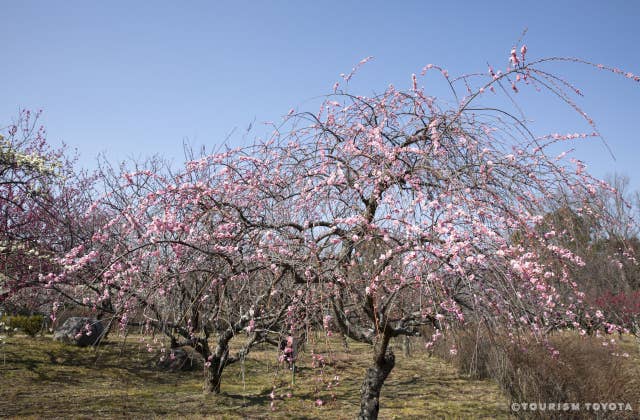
56 149 306 392
0 110 96 316
243 46 638 418
48 44 639 419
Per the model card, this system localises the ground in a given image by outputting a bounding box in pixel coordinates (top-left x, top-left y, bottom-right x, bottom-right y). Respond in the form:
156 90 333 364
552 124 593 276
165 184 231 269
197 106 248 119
0 333 510 419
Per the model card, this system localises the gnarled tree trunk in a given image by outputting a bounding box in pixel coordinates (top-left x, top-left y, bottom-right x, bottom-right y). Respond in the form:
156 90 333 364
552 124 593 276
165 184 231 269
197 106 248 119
200 316 257 394
202 331 232 394
203 344 229 393
358 332 395 420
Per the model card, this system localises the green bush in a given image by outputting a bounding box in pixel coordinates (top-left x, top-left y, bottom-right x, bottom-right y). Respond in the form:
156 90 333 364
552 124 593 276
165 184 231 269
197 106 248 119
1 315 44 337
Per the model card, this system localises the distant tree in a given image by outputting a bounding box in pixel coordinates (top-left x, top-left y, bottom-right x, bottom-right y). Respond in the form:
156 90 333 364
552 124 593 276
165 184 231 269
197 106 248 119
0 110 95 315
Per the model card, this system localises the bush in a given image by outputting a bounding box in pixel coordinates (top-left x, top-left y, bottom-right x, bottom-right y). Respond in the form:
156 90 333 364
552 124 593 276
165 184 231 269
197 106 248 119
595 290 640 328
429 325 505 380
0 317 14 337
437 327 640 419
1 315 44 337
499 335 638 419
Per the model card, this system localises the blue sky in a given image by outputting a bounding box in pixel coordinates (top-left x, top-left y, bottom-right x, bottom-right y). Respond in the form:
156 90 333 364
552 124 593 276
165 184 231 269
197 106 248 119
2 1 639 191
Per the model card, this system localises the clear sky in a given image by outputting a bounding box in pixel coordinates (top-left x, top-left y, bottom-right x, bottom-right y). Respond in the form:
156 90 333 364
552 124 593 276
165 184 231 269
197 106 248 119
2 1 639 191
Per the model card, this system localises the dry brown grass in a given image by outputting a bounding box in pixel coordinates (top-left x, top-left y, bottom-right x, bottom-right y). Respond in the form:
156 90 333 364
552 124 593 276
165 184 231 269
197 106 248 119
435 328 640 419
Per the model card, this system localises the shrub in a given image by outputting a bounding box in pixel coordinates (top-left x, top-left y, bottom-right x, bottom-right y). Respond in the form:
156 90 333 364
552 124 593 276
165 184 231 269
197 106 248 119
502 335 638 419
0 317 14 337
1 315 44 337
429 325 506 380
0 316 17 337
438 327 639 419
595 290 640 328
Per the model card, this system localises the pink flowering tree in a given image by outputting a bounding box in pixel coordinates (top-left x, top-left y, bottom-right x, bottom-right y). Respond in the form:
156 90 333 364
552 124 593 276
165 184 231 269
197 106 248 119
0 110 97 315
49 44 638 419
57 149 307 393
531 177 639 335
249 46 637 419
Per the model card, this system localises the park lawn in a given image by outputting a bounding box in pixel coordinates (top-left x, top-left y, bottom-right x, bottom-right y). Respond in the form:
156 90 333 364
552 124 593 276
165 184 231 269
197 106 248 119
0 334 510 419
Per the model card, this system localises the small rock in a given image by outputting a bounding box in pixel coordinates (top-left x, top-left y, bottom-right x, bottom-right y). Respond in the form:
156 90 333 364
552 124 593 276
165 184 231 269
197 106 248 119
157 348 199 371
53 317 104 347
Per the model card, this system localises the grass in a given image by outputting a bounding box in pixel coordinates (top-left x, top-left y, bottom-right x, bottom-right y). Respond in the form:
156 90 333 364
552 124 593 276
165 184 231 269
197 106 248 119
0 333 510 419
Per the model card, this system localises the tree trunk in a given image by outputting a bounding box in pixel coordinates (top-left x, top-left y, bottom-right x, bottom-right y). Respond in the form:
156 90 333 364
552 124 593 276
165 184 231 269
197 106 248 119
199 316 253 394
402 336 411 358
203 363 221 393
358 333 395 420
203 344 229 394
201 331 233 394
342 333 350 352
358 349 395 419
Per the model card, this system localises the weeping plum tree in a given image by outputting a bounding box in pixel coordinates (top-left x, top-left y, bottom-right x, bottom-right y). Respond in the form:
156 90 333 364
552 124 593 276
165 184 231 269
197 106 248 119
244 46 638 418
49 44 639 418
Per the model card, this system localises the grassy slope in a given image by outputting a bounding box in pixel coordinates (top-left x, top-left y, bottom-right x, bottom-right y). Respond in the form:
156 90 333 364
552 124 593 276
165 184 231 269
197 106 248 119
0 334 510 419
